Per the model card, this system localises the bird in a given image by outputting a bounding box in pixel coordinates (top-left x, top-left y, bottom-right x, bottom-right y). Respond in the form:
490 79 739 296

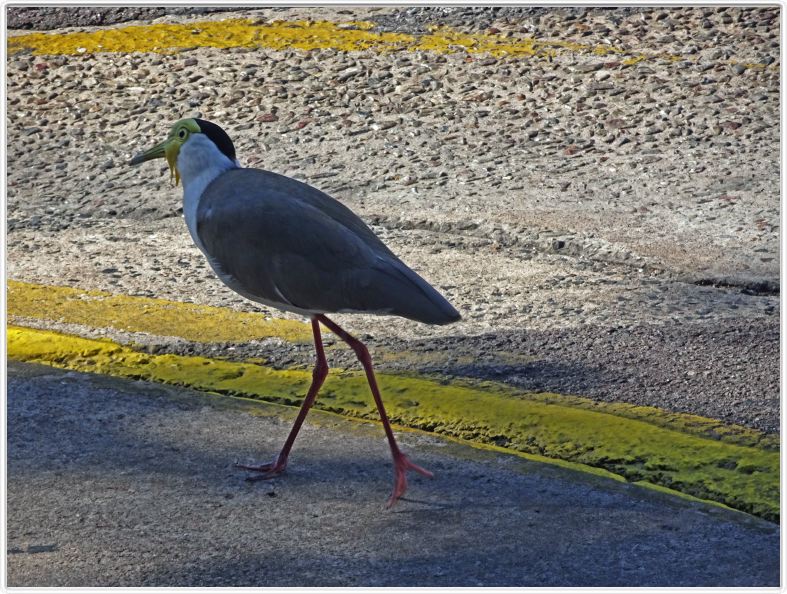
130 118 460 507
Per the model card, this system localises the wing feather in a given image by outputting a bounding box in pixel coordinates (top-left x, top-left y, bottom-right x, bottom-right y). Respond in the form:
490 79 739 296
196 168 459 323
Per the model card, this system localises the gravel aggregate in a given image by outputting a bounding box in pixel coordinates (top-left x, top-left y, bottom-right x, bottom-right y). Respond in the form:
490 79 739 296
6 7 780 433
6 7 235 30
7 8 779 280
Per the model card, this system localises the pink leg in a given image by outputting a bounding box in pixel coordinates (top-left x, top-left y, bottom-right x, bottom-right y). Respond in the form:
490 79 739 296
235 317 328 480
317 314 433 507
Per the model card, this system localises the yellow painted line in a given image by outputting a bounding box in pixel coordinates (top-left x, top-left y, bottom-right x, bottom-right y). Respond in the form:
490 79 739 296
1 18 595 57
7 17 765 70
7 279 778 447
8 19 408 56
7 279 312 343
8 325 779 521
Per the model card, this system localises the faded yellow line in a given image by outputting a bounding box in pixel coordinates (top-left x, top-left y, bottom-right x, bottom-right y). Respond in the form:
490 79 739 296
8 325 779 521
7 279 312 343
6 279 780 448
8 19 410 56
7 280 780 518
6 17 757 69
2 18 595 58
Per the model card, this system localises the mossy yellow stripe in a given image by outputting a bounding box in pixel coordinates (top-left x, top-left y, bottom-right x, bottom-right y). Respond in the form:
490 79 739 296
7 279 779 453
8 325 779 521
8 18 771 71
8 19 407 56
6 17 642 61
7 280 312 343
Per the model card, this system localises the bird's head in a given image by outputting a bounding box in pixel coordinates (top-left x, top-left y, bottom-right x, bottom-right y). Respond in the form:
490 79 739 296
130 118 236 186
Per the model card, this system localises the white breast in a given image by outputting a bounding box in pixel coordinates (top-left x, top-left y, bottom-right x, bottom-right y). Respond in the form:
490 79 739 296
176 135 321 317
178 134 238 253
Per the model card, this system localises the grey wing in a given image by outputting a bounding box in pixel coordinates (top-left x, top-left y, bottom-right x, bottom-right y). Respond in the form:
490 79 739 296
197 169 461 324
225 168 395 256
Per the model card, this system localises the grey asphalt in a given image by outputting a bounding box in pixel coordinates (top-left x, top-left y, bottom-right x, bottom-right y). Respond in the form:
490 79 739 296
7 361 779 587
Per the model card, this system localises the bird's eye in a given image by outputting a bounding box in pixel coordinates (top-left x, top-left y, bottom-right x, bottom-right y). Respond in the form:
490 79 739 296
178 128 187 139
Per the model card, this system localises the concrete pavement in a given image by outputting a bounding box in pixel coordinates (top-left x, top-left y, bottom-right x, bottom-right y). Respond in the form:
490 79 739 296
5 7 781 587
7 361 780 587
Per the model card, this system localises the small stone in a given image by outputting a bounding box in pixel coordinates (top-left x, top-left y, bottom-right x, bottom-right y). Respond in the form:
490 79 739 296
720 121 742 131
574 62 603 73
371 120 397 131
27 544 57 554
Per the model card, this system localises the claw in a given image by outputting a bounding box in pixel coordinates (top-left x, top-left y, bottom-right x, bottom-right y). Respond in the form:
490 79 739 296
386 453 433 508
244 471 281 482
235 457 286 481
234 462 274 472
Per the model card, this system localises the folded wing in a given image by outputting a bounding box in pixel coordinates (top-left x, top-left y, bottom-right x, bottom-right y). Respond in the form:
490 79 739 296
196 168 460 325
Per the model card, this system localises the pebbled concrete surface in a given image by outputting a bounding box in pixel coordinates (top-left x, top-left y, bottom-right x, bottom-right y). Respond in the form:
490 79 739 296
5 8 781 585
6 361 780 587
6 6 236 30
7 6 779 341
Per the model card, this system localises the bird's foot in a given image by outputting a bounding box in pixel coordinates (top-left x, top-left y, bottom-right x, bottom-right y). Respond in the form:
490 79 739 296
234 456 287 481
386 452 433 508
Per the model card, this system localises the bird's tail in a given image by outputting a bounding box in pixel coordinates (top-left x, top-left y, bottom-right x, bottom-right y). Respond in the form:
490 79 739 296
373 257 461 325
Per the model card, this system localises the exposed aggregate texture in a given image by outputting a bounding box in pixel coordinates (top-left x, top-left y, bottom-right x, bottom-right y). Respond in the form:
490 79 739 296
6 6 780 436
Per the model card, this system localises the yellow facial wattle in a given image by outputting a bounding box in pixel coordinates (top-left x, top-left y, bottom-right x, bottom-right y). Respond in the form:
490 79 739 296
165 141 181 186
129 118 201 186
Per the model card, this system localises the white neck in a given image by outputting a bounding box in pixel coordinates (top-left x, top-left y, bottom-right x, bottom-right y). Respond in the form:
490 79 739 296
178 133 238 252
179 133 238 195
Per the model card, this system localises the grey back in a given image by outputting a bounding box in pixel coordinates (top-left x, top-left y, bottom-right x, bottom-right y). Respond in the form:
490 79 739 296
196 168 460 325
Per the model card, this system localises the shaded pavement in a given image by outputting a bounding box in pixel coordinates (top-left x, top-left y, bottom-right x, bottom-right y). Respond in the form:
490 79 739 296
7 361 779 587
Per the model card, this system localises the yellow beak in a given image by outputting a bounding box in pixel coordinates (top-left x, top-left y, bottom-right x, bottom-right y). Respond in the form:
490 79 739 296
129 138 181 185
